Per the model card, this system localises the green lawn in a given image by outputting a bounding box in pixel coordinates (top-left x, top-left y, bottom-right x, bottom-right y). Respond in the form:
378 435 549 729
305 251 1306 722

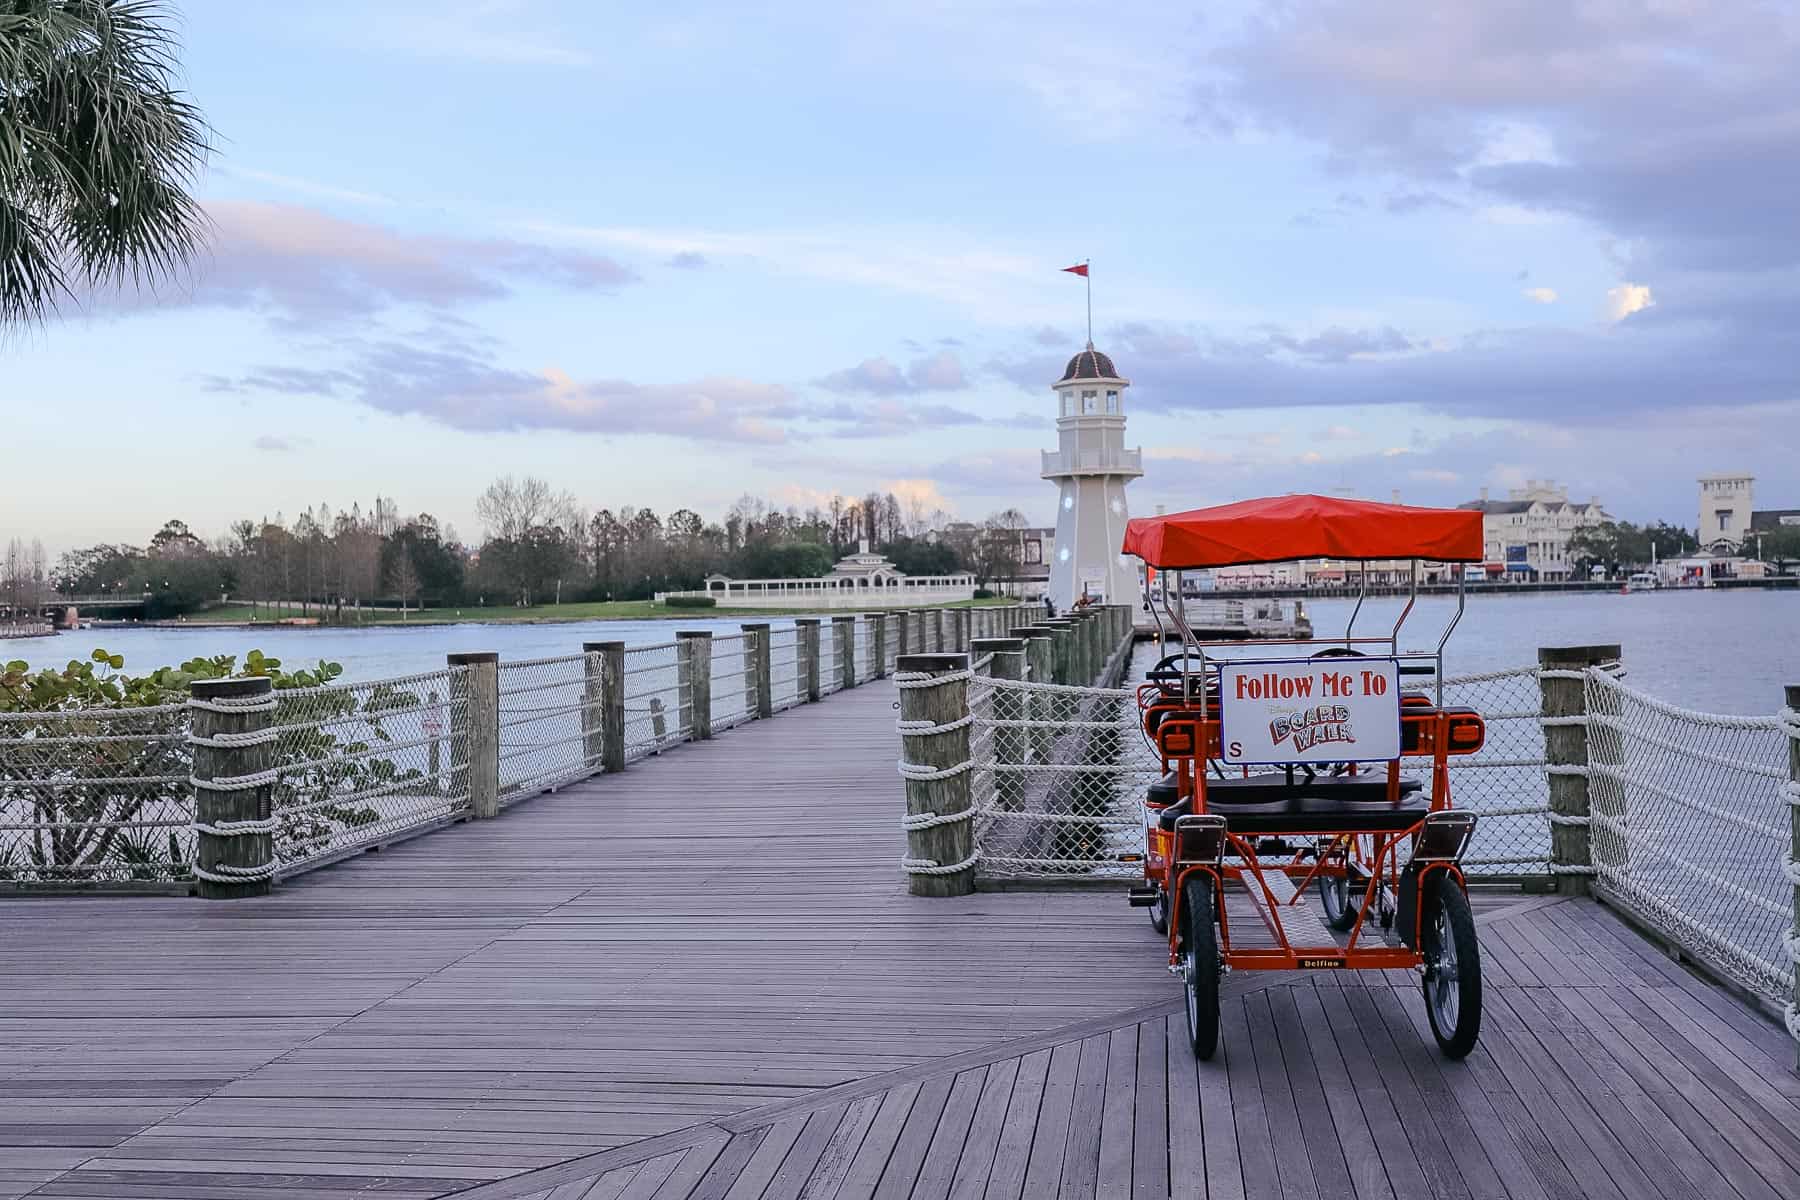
191 595 1022 626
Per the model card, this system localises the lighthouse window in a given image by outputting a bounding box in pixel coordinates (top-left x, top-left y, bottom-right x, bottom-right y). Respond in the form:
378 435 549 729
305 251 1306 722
1105 390 1118 412
1062 393 1074 416
1082 389 1097 412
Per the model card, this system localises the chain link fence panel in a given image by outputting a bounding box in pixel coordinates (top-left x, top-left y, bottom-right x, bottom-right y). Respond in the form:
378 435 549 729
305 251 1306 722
268 668 469 875
0 703 192 885
1403 667 1551 875
767 628 804 712
622 642 686 762
969 675 1160 881
497 655 598 803
710 633 757 732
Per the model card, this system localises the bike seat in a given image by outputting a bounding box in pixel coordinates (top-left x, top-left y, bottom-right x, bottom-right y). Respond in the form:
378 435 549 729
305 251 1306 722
1158 775 1426 833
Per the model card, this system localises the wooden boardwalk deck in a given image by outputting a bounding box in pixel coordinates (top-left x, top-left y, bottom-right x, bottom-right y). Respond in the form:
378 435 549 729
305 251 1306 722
4 681 1797 1199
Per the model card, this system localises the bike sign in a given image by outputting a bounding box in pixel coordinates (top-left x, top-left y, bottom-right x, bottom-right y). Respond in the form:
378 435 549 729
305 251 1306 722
1217 658 1401 765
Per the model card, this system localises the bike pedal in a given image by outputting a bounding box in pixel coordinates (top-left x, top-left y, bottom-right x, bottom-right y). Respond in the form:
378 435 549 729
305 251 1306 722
1127 887 1159 908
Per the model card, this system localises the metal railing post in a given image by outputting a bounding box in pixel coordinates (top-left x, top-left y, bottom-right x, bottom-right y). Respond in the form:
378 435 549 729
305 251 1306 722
1539 644 1619 896
797 619 822 701
833 616 856 690
190 676 276 898
447 652 499 819
742 624 772 718
593 641 626 773
896 652 976 898
678 631 713 739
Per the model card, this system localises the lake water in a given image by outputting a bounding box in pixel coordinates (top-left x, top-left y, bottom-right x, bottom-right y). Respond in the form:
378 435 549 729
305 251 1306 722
4 589 1795 714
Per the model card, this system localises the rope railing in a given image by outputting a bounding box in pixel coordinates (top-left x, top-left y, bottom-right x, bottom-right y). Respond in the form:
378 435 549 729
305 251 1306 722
1579 667 1794 1010
1 606 1055 893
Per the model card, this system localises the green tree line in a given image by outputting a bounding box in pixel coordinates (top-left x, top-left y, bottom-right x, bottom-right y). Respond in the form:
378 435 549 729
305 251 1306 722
39 478 1035 619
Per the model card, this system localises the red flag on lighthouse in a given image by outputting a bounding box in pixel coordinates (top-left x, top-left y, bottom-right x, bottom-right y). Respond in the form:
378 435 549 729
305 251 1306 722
1062 263 1089 276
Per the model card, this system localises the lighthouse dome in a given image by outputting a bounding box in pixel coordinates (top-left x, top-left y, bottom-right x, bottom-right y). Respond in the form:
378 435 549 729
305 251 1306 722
1059 348 1119 382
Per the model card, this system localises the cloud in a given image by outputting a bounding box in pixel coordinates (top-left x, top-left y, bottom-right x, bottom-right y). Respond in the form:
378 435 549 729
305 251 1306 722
251 434 307 453
1203 2 1800 281
1606 283 1654 322
1385 190 1461 214
304 0 594 66
208 336 995 446
886 478 956 516
522 220 1053 322
1522 287 1558 304
1320 424 1360 441
1031 326 1070 348
215 165 397 207
665 251 708 269
816 350 969 395
90 201 637 329
210 340 794 444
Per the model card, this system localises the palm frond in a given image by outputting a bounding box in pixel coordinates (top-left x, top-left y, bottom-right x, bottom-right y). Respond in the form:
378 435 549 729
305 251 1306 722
0 0 213 324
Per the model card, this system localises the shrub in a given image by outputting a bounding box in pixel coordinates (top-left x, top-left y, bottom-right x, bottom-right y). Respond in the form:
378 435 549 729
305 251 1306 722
0 649 351 886
973 587 996 599
664 594 717 608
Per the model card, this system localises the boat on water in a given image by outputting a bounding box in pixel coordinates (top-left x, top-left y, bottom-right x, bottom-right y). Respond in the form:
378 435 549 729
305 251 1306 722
1136 595 1311 640
1626 572 1660 592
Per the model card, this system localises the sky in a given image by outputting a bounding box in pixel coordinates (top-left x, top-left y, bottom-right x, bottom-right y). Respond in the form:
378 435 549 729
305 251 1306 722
7 0 1798 555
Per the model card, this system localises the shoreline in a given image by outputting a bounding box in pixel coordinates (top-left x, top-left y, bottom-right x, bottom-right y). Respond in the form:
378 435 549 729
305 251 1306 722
94 599 1020 634
1207 576 1797 601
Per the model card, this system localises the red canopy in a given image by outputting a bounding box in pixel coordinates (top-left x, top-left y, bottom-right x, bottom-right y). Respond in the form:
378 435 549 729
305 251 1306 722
1121 494 1484 568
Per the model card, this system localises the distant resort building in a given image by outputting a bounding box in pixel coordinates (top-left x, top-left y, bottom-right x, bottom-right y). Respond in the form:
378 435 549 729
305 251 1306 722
1458 480 1610 579
658 542 975 609
1698 473 1799 555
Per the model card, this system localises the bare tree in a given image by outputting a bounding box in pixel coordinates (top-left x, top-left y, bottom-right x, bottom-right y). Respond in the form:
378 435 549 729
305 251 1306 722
476 475 579 541
977 509 1029 591
388 546 421 617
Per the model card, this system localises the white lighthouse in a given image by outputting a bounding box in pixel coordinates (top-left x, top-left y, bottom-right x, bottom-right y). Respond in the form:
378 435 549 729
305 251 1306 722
1041 345 1144 611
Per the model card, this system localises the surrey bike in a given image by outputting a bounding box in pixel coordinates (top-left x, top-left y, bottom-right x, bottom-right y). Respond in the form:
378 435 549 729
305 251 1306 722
1123 494 1489 1059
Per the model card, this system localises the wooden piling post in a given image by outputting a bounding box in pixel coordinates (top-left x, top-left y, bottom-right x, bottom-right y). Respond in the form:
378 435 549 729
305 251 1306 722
1012 626 1057 765
797 619 822 701
1539 644 1620 896
833 616 857 690
190 677 277 899
896 611 912 659
591 642 626 773
972 638 1025 811
447 652 499 819
871 613 889 679
580 644 606 770
1045 619 1074 685
742 624 772 719
678 632 713 739
896 653 977 897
